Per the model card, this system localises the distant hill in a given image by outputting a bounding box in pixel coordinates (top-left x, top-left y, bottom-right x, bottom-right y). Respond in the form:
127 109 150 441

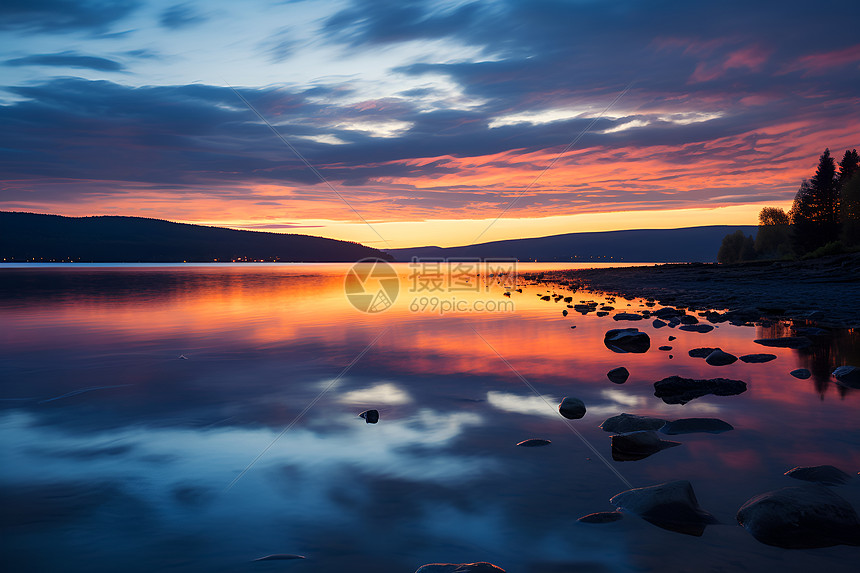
0 212 392 262
387 225 758 263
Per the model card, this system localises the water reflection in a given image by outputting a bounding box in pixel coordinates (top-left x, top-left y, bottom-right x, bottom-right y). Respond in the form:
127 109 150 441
1 265 858 572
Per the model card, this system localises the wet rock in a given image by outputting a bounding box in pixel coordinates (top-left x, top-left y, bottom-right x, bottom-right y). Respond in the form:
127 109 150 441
610 480 718 536
652 319 667 329
753 336 812 349
600 306 615 311
516 438 551 447
790 368 811 379
679 324 715 333
679 315 699 324
613 313 643 321
563 296 573 303
600 413 666 433
737 485 860 548
832 365 860 389
558 397 586 420
359 409 379 424
785 465 852 486
654 307 681 319
659 345 672 351
604 328 651 354
705 349 737 366
654 376 747 405
688 347 717 358
668 336 676 341
416 563 506 573
596 311 609 317
610 430 681 461
540 295 551 301
739 353 777 363
660 418 734 435
607 367 629 384
562 309 568 317
578 511 624 523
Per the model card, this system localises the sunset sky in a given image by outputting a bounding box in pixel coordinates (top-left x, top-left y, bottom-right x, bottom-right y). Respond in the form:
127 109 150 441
2 0 859 248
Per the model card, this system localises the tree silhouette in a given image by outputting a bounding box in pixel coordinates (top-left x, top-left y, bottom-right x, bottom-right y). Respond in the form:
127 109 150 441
755 206 790 258
790 149 839 254
718 230 755 263
840 149 860 245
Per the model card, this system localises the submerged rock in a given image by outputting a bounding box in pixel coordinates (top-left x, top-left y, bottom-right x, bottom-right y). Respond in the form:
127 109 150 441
753 336 812 349
359 409 379 424
558 397 586 419
516 438 551 447
705 349 737 366
659 345 672 351
610 430 680 461
739 353 777 363
654 376 747 405
416 563 506 573
607 367 630 384
613 313 643 321
832 365 860 389
604 328 651 354
790 368 811 379
737 485 860 548
660 418 734 435
688 347 717 358
652 319 667 329
785 465 852 486
610 480 718 536
578 511 624 523
679 324 714 333
600 413 666 433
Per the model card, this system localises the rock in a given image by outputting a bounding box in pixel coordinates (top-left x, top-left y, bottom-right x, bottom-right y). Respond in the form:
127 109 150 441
613 312 643 321
705 349 737 366
604 328 651 354
739 353 777 363
596 311 609 317
562 309 568 316
688 347 717 358
668 336 676 341
658 345 672 351
610 480 718 536
654 307 681 319
737 485 860 548
679 315 699 324
679 324 714 333
578 511 624 523
416 563 506 573
654 376 747 405
563 296 573 303
359 409 379 424
660 418 734 435
516 438 551 447
753 336 812 349
832 365 860 389
784 465 852 486
652 319 667 329
790 368 811 379
254 554 306 561
600 413 666 433
558 397 586 420
611 430 681 461
606 367 629 384
540 295 551 301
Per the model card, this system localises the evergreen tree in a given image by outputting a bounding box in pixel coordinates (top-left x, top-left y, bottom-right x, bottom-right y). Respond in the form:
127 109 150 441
839 148 860 245
790 149 839 253
837 149 859 186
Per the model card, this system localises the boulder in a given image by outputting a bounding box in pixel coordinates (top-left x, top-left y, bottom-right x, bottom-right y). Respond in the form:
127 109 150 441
660 418 733 435
790 368 811 379
577 511 624 523
359 409 379 424
737 485 860 548
784 465 852 486
739 353 777 363
613 313 643 321
832 365 860 389
416 563 506 573
679 315 699 324
516 438 551 447
610 480 718 536
599 413 666 433
606 367 629 384
652 319 667 329
610 430 680 461
558 397 586 420
688 347 717 358
654 376 747 405
604 328 651 354
679 324 714 333
753 336 812 349
705 349 737 366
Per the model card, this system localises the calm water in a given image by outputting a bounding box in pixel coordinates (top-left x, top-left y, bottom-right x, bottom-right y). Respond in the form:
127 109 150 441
1 264 858 572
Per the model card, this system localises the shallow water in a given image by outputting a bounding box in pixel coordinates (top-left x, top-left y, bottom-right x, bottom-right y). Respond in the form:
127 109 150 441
1 264 858 572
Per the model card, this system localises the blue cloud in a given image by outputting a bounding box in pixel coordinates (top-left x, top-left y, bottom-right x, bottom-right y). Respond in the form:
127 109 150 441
6 52 124 72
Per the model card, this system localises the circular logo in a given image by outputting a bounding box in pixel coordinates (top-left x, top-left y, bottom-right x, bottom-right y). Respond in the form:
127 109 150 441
344 258 399 313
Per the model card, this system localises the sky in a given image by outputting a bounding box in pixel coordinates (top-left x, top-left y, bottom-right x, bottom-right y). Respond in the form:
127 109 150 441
1 0 859 249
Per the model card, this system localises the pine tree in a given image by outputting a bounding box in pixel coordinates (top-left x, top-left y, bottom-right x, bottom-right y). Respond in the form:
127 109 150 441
839 149 860 245
790 149 839 253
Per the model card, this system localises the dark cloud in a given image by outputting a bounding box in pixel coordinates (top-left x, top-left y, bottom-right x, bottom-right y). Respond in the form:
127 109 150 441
159 3 206 30
5 52 124 72
0 0 141 33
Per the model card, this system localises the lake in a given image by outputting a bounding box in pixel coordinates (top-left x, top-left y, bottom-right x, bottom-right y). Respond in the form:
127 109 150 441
1 264 858 572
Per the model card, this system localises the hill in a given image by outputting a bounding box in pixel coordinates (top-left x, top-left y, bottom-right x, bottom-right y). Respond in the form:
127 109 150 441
0 212 392 262
386 225 758 263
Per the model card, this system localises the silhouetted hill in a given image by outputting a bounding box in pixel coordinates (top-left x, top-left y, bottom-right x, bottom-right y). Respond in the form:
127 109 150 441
387 226 757 263
0 212 392 262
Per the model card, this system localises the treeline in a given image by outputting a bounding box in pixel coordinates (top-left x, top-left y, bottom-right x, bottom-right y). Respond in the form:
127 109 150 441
719 148 860 263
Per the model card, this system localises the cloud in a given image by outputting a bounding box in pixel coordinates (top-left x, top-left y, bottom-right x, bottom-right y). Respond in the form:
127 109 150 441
0 0 141 33
159 3 206 30
5 52 124 72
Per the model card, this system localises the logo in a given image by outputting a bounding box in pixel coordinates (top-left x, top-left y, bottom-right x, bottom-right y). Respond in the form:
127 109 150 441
344 258 400 313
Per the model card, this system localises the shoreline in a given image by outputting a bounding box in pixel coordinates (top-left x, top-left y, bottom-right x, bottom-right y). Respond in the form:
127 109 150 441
525 252 860 329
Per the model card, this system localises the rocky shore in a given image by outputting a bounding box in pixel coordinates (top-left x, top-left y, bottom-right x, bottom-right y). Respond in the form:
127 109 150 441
528 252 860 328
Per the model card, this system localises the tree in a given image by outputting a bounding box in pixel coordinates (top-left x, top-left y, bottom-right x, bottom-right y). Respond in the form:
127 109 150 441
718 230 756 263
754 207 791 258
837 149 860 246
837 149 859 186
790 149 839 254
